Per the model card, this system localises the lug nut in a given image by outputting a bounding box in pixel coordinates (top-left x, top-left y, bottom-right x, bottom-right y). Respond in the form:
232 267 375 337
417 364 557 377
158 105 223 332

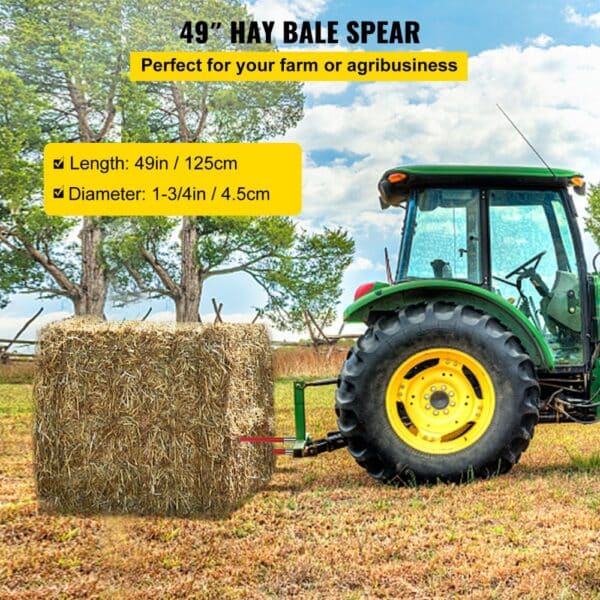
441 385 447 391
450 401 456 407
449 392 454 397
444 409 449 415
433 410 439 416
425 404 431 410
425 394 430 399
431 386 436 391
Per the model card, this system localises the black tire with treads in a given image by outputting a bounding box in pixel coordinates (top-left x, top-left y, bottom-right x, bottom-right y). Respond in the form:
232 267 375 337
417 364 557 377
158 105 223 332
335 302 540 484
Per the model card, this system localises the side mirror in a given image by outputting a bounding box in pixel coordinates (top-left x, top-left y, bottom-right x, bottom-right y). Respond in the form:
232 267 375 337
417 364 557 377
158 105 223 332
593 252 600 274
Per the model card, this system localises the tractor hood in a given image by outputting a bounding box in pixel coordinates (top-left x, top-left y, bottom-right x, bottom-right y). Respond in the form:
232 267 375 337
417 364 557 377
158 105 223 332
378 165 585 209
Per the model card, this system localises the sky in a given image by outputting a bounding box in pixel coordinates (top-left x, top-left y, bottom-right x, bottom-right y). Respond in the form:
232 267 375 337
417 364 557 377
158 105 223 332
2 0 600 344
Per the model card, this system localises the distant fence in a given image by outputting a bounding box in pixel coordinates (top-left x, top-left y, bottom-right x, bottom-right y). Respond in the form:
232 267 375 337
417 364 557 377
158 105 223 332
0 339 36 362
0 302 361 365
0 307 43 364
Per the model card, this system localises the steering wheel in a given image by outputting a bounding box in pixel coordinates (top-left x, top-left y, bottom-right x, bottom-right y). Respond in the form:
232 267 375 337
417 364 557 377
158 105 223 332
593 251 600 273
505 251 546 279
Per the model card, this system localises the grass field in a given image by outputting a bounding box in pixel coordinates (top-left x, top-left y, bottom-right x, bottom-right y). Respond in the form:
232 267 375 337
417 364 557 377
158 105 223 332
1 382 600 598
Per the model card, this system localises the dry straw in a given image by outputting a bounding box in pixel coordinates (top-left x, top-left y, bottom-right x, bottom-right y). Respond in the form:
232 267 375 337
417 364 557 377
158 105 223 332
33 320 274 516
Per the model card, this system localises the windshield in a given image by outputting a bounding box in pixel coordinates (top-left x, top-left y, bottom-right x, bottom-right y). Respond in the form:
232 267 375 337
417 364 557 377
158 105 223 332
398 188 481 282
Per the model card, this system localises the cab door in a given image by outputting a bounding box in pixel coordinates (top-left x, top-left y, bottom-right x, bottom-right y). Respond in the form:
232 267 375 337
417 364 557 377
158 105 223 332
488 189 583 365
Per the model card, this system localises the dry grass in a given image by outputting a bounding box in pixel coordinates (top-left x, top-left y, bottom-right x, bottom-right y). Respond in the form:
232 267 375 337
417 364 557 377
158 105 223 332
273 346 348 378
1 382 600 598
0 361 35 384
34 321 273 516
1 345 350 387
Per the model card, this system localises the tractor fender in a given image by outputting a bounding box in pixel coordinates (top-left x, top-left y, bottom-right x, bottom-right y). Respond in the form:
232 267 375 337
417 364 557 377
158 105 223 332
344 279 554 370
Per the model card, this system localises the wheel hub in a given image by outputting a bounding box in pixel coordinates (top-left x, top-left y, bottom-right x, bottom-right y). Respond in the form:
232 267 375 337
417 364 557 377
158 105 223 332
430 390 449 410
385 347 496 454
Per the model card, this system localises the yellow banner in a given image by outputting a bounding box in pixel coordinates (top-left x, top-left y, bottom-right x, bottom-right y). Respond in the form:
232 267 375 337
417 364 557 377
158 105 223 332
130 51 468 82
44 142 301 217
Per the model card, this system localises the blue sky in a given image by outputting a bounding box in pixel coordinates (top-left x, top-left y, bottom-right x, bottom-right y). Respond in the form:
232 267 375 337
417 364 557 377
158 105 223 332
316 0 600 52
2 0 600 340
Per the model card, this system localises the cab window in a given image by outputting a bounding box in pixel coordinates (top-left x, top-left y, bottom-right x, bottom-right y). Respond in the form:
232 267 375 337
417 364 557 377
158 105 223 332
400 188 481 282
489 190 582 364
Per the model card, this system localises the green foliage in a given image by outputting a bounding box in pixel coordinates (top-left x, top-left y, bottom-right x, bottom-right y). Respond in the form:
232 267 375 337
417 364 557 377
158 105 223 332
105 217 181 302
0 71 43 208
0 0 129 311
109 217 354 329
258 226 355 329
0 71 75 306
1 0 127 142
585 183 600 259
126 0 304 142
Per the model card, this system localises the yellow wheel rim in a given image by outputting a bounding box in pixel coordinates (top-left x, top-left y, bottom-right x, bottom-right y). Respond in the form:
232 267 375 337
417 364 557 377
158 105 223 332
385 348 496 454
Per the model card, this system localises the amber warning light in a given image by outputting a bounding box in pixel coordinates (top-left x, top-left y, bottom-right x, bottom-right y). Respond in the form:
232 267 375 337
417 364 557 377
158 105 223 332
570 176 586 196
387 172 408 184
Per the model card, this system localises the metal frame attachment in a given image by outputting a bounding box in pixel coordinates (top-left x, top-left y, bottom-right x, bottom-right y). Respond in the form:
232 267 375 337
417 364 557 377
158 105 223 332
240 377 347 457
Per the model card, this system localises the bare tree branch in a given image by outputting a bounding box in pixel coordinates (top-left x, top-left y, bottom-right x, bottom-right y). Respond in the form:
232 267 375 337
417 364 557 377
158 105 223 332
65 74 94 142
170 82 192 142
205 253 274 277
123 262 173 298
7 225 81 300
192 90 209 141
140 246 181 298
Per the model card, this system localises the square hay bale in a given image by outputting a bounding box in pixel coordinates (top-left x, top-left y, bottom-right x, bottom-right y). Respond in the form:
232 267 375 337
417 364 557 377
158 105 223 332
33 320 274 516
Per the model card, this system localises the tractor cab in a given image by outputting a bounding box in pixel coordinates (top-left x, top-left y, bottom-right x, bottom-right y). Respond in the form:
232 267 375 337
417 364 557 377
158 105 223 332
377 165 588 367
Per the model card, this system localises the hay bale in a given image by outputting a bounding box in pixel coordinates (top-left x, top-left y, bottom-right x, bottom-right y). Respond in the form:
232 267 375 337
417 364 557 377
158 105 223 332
33 320 274 516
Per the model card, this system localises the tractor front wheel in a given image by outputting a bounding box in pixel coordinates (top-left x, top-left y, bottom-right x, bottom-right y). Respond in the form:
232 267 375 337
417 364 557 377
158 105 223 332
335 302 540 484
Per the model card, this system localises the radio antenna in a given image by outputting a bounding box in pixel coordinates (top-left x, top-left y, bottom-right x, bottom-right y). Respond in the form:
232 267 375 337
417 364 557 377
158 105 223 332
496 103 556 177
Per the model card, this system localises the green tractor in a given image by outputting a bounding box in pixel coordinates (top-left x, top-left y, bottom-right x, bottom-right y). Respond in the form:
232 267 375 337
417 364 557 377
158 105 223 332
243 165 599 484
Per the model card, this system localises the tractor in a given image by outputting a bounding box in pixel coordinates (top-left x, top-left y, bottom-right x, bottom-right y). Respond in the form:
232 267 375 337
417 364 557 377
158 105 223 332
244 165 599 484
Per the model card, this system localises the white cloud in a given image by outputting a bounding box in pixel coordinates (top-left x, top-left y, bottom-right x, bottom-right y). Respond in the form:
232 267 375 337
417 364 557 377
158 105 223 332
304 81 351 97
565 6 600 28
527 33 554 47
347 256 374 271
145 310 176 322
284 44 600 240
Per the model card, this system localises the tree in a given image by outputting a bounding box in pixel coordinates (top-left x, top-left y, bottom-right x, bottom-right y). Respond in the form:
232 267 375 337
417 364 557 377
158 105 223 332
0 0 355 326
0 71 42 309
0 70 86 312
585 183 600 260
108 216 354 327
108 0 337 324
0 0 128 317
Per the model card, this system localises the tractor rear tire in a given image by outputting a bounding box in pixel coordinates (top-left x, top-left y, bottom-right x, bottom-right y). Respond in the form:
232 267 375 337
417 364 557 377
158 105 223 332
335 302 540 484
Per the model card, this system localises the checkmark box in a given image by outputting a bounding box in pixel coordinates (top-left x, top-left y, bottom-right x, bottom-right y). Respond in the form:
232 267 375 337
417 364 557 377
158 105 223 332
53 187 64 199
53 158 64 169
